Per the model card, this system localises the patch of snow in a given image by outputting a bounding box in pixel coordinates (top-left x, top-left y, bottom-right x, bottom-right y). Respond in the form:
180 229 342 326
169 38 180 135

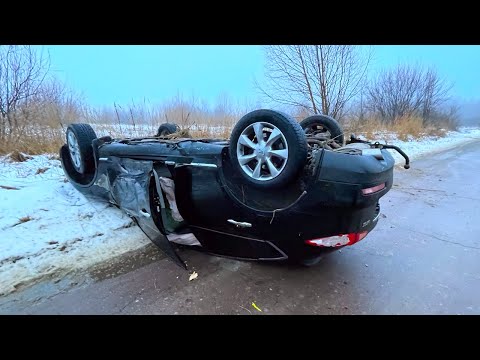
364 127 480 166
0 155 149 296
90 123 230 138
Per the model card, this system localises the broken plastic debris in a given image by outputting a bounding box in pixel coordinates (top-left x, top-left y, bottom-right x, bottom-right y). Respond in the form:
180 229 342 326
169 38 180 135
189 271 198 281
251 302 262 312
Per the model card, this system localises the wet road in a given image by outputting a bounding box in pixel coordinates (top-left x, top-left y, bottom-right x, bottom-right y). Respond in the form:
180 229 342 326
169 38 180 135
1 141 480 314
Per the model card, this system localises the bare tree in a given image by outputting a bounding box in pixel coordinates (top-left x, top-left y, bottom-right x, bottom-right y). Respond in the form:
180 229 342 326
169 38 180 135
0 45 50 139
421 67 452 122
256 45 371 120
365 64 452 124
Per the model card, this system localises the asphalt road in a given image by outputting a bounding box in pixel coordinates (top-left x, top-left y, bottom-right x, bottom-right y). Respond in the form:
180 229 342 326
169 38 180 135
1 141 480 314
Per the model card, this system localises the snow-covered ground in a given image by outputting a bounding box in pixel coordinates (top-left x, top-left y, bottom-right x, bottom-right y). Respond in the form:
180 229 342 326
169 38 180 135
0 155 149 296
365 127 480 165
0 126 479 296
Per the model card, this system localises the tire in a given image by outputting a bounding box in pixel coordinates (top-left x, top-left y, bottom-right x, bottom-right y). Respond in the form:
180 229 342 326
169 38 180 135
65 124 97 174
229 109 308 189
300 115 344 146
157 123 179 136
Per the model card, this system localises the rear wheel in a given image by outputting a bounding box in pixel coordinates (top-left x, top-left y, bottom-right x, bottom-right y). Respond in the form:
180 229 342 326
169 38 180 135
66 124 97 174
300 115 344 147
229 109 307 189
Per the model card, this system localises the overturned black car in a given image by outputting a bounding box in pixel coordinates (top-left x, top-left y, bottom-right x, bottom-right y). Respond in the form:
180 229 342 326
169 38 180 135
60 110 410 268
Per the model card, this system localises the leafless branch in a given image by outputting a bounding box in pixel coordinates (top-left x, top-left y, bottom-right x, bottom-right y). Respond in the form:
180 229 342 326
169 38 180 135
365 64 453 124
256 45 372 120
0 45 50 139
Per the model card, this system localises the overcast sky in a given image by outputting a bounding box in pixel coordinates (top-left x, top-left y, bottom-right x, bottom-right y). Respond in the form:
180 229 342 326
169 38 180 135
41 45 480 108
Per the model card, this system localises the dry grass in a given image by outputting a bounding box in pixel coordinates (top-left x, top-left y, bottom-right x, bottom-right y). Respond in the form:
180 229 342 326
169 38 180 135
176 125 232 139
0 80 84 155
7 150 32 162
165 128 192 139
0 95 241 154
391 116 426 140
78 94 243 141
0 113 454 155
0 92 462 155
1 134 64 156
35 167 49 175
345 116 451 141
12 216 33 227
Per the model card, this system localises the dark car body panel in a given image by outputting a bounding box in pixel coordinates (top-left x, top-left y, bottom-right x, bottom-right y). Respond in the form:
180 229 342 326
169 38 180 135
60 136 395 268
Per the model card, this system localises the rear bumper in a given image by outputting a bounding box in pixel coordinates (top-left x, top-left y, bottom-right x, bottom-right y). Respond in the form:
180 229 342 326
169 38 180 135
296 203 381 262
269 149 394 261
309 148 394 208
273 200 383 262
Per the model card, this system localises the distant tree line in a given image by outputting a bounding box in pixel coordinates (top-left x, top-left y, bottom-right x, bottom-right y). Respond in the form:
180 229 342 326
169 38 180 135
257 45 457 128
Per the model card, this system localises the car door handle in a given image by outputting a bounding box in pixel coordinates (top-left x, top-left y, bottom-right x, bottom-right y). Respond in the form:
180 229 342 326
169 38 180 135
227 219 252 228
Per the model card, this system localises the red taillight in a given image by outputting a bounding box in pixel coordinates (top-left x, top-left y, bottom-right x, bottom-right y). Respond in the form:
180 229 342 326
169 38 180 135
306 234 350 247
362 183 386 195
354 231 369 242
305 231 369 247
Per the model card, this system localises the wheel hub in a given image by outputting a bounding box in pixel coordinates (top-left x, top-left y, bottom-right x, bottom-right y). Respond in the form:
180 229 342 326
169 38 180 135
67 131 82 172
236 121 289 181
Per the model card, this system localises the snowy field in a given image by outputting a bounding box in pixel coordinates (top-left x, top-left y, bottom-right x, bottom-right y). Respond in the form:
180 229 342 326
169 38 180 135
90 123 230 138
0 156 149 296
1 127 479 296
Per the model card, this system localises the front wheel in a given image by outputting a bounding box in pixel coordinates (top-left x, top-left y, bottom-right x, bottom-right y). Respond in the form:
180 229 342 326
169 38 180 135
157 123 179 136
66 124 97 174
